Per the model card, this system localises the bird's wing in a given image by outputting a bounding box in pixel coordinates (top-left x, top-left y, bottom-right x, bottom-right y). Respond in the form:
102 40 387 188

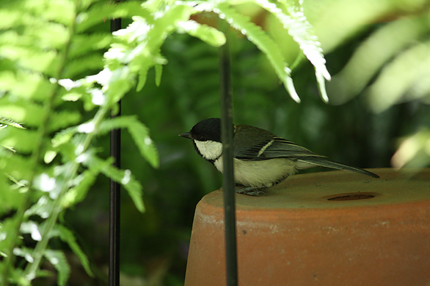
235 137 325 160
235 137 379 178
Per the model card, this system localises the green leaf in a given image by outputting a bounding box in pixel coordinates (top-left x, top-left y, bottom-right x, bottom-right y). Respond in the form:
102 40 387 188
212 3 300 102
0 153 34 181
98 116 159 168
0 218 23 255
136 62 150 91
0 45 58 76
0 98 45 128
253 0 330 100
0 70 54 102
20 221 42 242
0 182 26 214
63 54 105 78
12 247 35 264
0 127 38 153
262 0 329 78
49 111 81 132
155 63 163 86
22 0 75 26
316 70 329 102
24 196 53 219
367 41 430 113
86 156 145 212
51 126 77 148
0 117 24 129
23 21 70 49
176 20 226 47
51 225 94 277
68 34 112 58
44 250 70 286
331 15 430 105
76 1 152 33
61 169 98 208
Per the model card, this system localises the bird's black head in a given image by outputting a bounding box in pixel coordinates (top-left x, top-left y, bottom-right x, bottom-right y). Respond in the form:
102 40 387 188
180 118 222 142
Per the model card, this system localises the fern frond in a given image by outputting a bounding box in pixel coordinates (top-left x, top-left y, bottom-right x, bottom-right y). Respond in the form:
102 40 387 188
0 117 24 129
367 40 430 113
48 111 81 132
50 225 93 277
0 128 38 154
254 0 330 101
0 70 53 102
0 99 45 127
211 3 301 102
76 1 152 33
0 177 25 213
0 45 58 76
85 155 145 212
331 15 429 104
0 153 33 181
63 54 105 78
176 20 226 47
69 34 112 58
20 0 75 26
98 116 159 168
43 250 70 286
61 169 98 208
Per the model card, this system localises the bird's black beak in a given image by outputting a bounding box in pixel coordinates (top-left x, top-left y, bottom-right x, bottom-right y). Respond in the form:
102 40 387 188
179 132 192 139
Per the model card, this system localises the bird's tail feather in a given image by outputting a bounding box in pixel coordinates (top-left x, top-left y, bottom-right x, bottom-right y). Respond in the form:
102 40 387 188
296 157 379 178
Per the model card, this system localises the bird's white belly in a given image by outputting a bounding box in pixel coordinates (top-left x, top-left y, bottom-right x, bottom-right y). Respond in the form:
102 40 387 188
214 157 297 188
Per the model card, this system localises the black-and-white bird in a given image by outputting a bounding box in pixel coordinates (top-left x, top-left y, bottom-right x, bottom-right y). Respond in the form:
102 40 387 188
180 118 379 195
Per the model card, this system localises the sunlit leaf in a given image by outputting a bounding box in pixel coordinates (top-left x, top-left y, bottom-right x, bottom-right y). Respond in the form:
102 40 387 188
63 54 105 78
0 128 37 153
0 117 24 129
49 111 81 132
0 45 58 76
13 247 34 263
0 70 54 102
98 116 159 168
211 3 300 102
0 153 33 181
76 1 152 33
85 156 145 212
391 128 430 168
61 169 97 208
155 63 163 86
24 196 53 219
330 15 429 105
20 221 42 242
0 178 26 214
255 0 330 80
0 99 45 128
177 20 226 47
68 34 112 58
51 127 78 148
367 41 430 113
44 250 70 286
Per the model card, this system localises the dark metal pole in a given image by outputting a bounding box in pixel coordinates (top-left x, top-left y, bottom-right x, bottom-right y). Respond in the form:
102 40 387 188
109 17 122 286
219 20 238 286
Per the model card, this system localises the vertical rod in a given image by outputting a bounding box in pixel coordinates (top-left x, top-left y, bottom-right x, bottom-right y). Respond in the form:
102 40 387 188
109 17 122 286
219 20 238 286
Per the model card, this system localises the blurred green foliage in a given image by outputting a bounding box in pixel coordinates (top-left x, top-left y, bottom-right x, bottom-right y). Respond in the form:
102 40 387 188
1 0 430 285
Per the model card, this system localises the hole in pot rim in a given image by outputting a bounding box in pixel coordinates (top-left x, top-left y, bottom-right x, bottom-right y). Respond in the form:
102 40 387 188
323 192 380 201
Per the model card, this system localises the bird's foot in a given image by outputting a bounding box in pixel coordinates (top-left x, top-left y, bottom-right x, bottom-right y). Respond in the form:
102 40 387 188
235 186 268 196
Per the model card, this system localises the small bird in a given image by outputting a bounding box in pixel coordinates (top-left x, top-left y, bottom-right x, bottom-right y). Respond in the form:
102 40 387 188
180 118 379 196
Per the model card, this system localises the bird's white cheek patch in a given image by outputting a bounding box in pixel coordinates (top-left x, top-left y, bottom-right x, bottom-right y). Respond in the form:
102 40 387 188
194 140 223 160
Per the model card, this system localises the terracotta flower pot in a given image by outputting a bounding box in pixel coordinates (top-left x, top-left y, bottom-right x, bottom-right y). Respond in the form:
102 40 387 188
185 168 430 286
